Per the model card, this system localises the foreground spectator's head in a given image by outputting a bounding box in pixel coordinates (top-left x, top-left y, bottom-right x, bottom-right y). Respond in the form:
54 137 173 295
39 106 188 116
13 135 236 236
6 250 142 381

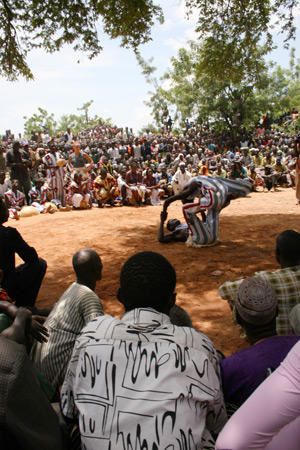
276 230 300 268
119 251 176 314
0 198 9 225
72 248 102 289
289 304 300 335
235 277 277 344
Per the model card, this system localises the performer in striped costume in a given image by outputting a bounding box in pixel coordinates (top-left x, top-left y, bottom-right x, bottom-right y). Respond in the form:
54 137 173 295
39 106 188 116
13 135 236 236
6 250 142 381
163 176 252 248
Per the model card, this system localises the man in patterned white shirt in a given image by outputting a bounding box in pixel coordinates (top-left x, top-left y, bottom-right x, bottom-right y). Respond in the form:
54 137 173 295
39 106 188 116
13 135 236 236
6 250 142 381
61 251 227 450
32 248 103 391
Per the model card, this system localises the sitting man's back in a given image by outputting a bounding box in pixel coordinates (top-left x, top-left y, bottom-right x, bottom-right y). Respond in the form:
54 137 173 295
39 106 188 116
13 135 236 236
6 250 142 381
219 229 300 335
61 251 227 450
32 248 103 390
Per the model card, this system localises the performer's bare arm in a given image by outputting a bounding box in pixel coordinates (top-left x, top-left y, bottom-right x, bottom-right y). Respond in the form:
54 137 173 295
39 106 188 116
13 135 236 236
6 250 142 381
163 181 198 212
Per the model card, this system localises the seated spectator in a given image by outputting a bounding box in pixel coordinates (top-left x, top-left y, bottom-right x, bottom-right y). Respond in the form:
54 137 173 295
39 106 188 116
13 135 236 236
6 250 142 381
143 167 164 205
221 277 299 415
272 157 288 186
125 161 147 205
219 229 300 335
214 163 227 178
0 171 11 197
93 168 118 207
5 179 26 219
61 251 227 449
229 160 248 180
0 198 47 308
247 165 264 191
198 158 209 176
67 172 91 209
0 302 63 450
32 248 103 391
216 340 300 450
262 165 277 191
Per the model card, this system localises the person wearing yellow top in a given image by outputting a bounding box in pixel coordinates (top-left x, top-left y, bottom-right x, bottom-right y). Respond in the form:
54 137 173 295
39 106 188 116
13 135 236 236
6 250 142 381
262 153 275 167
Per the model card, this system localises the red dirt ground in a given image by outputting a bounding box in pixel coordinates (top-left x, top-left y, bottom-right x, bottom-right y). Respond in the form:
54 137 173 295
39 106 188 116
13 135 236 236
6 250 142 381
11 188 299 356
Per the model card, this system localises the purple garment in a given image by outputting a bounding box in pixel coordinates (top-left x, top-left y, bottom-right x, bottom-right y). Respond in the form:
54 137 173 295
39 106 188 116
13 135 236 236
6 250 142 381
221 335 300 408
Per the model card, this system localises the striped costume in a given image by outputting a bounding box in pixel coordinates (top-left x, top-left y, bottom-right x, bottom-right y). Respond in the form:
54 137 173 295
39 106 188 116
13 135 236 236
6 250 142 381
183 176 252 247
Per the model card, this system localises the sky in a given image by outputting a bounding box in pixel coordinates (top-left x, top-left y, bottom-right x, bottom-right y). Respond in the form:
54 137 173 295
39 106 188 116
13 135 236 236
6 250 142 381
0 0 299 136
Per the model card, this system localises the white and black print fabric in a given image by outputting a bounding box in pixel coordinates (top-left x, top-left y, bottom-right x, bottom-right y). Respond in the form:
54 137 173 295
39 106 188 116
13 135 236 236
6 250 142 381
61 308 227 450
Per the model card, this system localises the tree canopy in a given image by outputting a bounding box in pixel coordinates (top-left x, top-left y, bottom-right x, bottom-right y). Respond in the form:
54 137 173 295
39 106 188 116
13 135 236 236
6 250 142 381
0 0 163 80
140 40 300 142
1 0 299 81
23 101 112 136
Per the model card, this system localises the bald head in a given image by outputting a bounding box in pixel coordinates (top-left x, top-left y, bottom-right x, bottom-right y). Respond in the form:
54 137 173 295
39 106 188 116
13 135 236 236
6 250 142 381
72 249 102 287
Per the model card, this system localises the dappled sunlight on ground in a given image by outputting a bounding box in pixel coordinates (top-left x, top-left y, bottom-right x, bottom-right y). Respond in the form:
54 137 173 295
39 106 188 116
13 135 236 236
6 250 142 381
12 188 299 355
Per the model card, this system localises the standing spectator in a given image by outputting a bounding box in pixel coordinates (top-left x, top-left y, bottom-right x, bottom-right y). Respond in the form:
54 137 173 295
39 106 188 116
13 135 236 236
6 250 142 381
0 146 6 172
42 145 65 205
5 141 31 204
171 162 192 194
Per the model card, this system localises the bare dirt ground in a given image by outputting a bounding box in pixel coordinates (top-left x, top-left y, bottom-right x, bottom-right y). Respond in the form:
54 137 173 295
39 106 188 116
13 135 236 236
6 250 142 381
11 188 299 355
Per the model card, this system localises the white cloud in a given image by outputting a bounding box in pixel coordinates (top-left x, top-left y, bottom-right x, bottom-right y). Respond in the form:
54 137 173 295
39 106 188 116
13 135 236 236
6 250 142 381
164 37 185 51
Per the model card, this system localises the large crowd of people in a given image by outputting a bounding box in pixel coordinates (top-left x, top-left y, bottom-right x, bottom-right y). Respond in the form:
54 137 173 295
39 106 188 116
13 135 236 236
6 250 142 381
0 120 300 450
0 123 299 220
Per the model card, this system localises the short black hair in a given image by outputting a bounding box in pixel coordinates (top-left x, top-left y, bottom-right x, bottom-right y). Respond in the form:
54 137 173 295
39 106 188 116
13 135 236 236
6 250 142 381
276 230 300 266
120 251 176 312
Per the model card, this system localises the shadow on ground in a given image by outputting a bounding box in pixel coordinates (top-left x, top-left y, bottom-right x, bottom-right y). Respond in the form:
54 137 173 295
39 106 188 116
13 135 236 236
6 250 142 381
37 213 299 355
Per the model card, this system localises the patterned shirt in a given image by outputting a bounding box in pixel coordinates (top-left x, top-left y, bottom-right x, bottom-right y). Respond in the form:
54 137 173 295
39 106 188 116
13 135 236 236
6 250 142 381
32 282 103 389
61 308 227 450
219 265 300 335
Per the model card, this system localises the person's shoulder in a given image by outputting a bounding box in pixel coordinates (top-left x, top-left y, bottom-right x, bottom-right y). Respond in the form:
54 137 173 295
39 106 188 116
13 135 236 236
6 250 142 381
0 226 20 237
257 265 300 278
79 314 119 338
175 326 217 356
71 282 100 300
